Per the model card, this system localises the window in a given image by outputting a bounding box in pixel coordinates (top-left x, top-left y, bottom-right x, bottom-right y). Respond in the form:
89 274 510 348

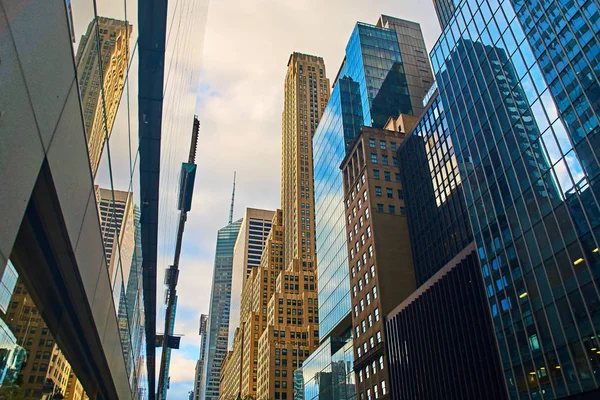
360 299 364 311
384 171 391 181
366 293 371 306
361 234 365 246
397 189 404 198
361 174 366 184
366 226 372 238
369 336 375 348
400 207 406 216
375 186 382 196
354 305 359 317
393 156 398 166
369 138 376 148
373 169 380 179
381 155 388 164
381 380 387 395
358 280 363 291
358 199 362 210
376 331 382 343
379 356 384 370
391 142 397 151
386 188 393 198
361 320 366 332
374 384 379 399
363 191 367 201
357 347 362 358
370 265 375 277
371 154 378 163
389 205 396 214
373 286 378 298
377 204 384 212
368 245 373 257
359 216 364 227
355 326 360 338
365 208 370 219
367 388 371 400
364 272 369 285
359 370 363 383
368 314 373 327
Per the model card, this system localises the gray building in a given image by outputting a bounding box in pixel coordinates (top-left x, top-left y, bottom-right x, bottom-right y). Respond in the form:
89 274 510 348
193 314 209 400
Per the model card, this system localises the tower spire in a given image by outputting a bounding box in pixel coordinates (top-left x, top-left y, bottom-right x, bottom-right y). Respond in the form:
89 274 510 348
229 171 236 224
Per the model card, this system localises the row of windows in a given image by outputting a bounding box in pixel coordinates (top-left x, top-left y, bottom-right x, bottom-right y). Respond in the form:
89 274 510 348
371 153 399 166
357 380 387 400
369 138 398 151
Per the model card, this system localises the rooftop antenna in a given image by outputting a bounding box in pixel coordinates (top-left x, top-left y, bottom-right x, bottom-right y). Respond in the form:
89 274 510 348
229 171 236 224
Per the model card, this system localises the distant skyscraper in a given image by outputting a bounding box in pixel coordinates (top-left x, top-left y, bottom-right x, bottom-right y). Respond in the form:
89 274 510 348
94 186 135 294
228 208 275 348
193 314 209 400
202 219 242 400
281 53 330 270
76 17 131 177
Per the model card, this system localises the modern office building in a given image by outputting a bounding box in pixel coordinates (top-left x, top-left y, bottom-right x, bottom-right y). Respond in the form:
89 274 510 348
385 243 507 400
396 94 473 285
228 208 275 348
340 126 416 400
427 0 600 398
203 219 242 400
281 53 330 269
308 15 432 400
76 17 132 177
1 0 205 398
313 15 432 343
193 314 209 400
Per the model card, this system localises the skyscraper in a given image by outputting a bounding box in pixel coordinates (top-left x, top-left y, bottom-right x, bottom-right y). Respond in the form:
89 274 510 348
428 0 600 398
313 16 432 343
76 17 132 177
193 314 209 400
203 219 242 400
281 53 330 270
228 208 275 348
95 186 135 294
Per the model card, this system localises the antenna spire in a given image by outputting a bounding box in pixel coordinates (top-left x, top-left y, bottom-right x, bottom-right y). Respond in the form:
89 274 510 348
229 171 236 224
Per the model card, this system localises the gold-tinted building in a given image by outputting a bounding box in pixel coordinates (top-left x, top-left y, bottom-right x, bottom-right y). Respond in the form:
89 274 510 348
76 17 132 177
281 53 330 269
220 53 329 400
2 281 87 399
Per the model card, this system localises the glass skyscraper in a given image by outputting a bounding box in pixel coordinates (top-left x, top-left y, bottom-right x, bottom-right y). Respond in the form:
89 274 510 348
202 219 242 400
310 15 432 400
429 0 600 397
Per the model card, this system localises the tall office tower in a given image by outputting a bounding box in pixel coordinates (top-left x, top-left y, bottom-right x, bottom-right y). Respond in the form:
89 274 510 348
193 314 209 400
395 95 473 285
428 0 600 398
313 16 431 347
281 53 330 270
75 17 131 177
376 15 435 116
228 208 275 347
95 186 135 293
339 125 416 400
203 218 242 400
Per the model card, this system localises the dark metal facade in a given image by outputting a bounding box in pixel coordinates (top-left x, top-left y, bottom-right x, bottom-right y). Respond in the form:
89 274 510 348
385 244 507 400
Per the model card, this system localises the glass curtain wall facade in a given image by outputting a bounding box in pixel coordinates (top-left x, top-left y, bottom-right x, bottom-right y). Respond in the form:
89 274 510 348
430 0 600 397
314 21 413 340
398 93 473 284
203 220 242 400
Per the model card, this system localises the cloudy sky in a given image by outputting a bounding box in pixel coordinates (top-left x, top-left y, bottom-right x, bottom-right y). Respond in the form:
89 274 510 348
167 0 442 398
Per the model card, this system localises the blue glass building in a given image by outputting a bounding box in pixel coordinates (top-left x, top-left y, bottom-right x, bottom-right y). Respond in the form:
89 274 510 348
202 219 242 400
428 0 600 397
309 15 432 400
